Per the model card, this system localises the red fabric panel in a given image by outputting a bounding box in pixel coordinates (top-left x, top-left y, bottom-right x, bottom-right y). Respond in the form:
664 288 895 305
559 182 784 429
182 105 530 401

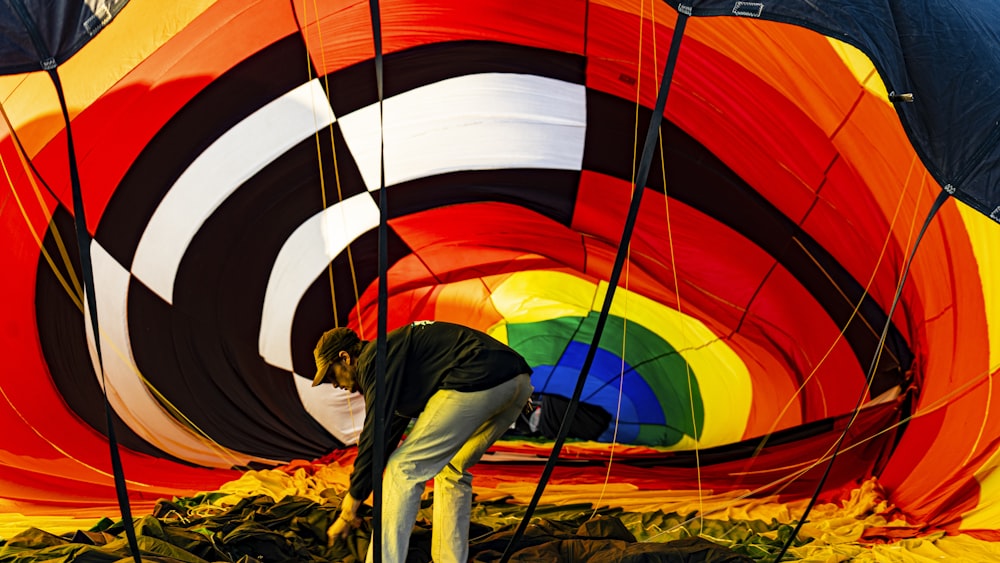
351 202 587 335
482 399 902 501
880 202 992 528
0 134 56 236
389 202 588 274
352 266 508 339
585 5 835 227
804 160 911 315
299 0 586 76
744 266 866 418
0 462 230 515
584 3 678 112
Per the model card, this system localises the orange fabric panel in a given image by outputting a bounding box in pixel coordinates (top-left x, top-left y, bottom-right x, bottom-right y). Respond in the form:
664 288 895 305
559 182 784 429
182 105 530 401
733 335 805 438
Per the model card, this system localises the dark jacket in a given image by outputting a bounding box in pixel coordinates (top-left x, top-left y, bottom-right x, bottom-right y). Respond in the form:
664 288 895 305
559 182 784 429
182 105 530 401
348 321 531 501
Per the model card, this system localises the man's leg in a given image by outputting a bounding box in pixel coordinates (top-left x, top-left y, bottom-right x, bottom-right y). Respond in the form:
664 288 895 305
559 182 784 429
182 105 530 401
370 373 531 563
432 374 533 563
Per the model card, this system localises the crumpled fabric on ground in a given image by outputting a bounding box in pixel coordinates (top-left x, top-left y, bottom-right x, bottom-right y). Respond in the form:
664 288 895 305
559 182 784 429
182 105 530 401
0 496 751 563
468 516 752 562
5 467 1000 562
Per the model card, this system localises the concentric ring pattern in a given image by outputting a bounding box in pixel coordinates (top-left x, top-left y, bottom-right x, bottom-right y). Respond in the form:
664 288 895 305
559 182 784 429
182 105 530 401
2 0 1000 536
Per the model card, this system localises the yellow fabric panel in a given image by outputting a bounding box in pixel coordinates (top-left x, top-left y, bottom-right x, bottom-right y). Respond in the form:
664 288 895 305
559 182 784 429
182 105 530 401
826 38 889 102
0 512 102 539
488 270 752 447
954 205 1000 373
215 467 342 505
488 269 594 322
957 203 1000 532
0 0 216 155
790 534 1000 562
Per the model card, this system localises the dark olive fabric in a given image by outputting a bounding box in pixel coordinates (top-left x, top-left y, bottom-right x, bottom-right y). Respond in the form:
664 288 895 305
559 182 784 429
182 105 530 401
0 494 792 562
468 516 751 563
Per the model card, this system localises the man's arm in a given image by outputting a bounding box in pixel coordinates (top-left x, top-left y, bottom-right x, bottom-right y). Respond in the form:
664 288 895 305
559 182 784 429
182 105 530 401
346 327 412 501
330 326 413 545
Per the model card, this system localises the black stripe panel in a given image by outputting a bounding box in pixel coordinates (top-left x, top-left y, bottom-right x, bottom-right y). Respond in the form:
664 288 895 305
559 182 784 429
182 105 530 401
384 169 579 226
97 35 315 267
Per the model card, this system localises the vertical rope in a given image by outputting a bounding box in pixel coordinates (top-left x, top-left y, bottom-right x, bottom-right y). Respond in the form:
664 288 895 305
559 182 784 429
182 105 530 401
291 0 364 434
651 0 705 526
589 0 646 517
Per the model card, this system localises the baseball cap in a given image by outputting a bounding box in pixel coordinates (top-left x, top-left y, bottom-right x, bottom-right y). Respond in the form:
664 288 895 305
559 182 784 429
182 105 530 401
311 327 360 387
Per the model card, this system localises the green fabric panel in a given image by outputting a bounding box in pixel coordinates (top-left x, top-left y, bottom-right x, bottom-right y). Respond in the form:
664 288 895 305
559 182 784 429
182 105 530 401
507 314 704 441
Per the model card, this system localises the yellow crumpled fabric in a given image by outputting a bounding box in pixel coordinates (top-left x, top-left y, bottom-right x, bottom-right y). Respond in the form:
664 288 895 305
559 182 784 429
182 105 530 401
212 464 351 506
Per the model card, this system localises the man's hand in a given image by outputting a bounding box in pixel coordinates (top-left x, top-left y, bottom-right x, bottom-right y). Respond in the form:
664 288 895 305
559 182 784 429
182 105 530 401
327 493 363 547
326 513 361 546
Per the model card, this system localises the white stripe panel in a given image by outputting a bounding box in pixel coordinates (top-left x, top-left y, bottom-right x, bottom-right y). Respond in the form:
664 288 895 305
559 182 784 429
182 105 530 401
337 73 587 191
258 192 380 370
85 242 279 467
131 79 336 303
294 376 365 445
259 194 378 444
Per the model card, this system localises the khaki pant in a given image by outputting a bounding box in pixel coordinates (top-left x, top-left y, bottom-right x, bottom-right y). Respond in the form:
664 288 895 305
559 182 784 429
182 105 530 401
367 373 533 563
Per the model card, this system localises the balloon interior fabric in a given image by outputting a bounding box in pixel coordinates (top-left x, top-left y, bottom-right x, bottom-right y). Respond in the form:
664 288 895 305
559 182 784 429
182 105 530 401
1 0 999 551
